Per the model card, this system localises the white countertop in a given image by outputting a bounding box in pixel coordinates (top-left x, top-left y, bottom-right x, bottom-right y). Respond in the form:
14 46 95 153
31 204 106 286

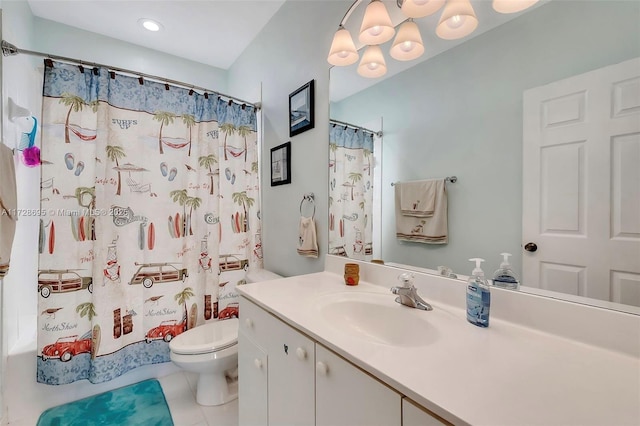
237 271 640 426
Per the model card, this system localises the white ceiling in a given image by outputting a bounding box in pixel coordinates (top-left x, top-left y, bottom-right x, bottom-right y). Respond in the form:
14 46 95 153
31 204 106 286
26 0 287 70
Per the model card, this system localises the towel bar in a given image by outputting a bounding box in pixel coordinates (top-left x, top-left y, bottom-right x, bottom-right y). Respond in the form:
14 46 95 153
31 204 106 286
391 176 457 186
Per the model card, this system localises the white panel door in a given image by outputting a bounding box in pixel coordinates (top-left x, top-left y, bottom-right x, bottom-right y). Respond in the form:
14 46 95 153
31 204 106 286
523 57 640 306
238 331 268 426
267 318 315 426
315 344 401 426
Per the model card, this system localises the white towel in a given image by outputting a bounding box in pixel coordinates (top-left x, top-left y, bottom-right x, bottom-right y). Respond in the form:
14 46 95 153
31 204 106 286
399 179 437 217
297 216 318 258
0 143 17 278
395 179 448 244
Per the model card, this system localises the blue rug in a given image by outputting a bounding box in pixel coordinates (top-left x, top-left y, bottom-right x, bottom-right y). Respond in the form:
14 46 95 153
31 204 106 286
36 379 174 426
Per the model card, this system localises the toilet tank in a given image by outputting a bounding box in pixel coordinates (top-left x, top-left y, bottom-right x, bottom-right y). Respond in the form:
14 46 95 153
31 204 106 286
246 269 283 283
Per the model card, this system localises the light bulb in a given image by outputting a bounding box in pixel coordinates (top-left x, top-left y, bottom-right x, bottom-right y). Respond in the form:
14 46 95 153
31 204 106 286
447 14 465 29
338 51 349 59
401 41 414 52
367 62 379 70
369 25 383 36
414 0 429 4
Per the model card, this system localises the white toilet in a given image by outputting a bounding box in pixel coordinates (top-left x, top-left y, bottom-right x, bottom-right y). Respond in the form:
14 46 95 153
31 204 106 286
169 268 282 406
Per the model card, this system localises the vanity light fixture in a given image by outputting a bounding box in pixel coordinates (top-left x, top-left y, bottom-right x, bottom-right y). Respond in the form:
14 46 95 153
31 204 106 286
492 0 539 14
390 19 424 61
328 26 360 66
359 0 396 45
436 0 478 40
328 0 539 78
401 0 446 18
357 45 388 78
138 18 163 32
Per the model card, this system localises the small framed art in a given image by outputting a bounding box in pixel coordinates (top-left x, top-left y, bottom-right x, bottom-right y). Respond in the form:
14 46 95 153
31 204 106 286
271 142 291 186
289 79 315 137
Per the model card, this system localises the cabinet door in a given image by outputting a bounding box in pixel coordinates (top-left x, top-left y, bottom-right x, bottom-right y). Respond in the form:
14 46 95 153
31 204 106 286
238 330 268 426
316 344 401 426
267 318 315 426
402 398 448 426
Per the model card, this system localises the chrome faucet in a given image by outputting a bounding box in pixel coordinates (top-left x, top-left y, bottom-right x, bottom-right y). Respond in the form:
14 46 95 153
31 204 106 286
391 273 433 311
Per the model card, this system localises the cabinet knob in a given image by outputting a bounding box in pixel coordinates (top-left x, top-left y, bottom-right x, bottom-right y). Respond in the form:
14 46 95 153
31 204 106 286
254 358 263 369
316 361 328 376
296 347 307 360
245 318 253 328
524 242 538 252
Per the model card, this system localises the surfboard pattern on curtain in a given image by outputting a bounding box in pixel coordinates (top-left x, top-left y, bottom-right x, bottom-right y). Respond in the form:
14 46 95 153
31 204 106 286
37 61 262 385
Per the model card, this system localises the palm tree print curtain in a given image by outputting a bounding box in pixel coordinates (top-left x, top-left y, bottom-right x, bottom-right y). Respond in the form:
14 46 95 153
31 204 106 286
328 122 374 260
37 61 262 384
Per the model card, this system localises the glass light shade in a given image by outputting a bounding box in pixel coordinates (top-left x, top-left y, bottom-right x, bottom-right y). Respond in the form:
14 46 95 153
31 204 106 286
401 0 445 18
390 20 424 61
328 27 359 66
359 0 396 45
357 45 387 78
436 0 478 40
492 0 538 14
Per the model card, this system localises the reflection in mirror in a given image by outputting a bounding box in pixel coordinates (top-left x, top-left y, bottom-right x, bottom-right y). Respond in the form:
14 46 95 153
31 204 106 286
329 0 640 314
328 119 382 261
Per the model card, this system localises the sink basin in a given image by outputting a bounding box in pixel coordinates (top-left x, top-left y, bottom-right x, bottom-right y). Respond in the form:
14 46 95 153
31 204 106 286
314 291 437 347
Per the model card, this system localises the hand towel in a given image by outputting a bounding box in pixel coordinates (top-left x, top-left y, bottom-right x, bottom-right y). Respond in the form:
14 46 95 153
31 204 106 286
0 143 17 278
395 179 448 244
297 216 319 258
399 179 438 217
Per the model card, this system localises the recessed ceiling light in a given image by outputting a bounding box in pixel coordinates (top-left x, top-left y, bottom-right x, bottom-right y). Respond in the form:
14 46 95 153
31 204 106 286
138 18 163 32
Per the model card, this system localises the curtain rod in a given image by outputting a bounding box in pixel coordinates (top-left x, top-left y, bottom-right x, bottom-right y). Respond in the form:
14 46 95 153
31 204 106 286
1 40 261 110
330 119 382 138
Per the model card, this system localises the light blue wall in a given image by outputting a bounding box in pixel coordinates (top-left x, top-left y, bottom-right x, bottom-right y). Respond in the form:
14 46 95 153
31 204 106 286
331 0 640 277
229 1 348 277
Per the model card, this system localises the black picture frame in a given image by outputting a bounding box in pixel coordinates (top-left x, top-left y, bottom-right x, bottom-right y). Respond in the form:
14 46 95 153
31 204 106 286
289 79 315 137
271 142 291 186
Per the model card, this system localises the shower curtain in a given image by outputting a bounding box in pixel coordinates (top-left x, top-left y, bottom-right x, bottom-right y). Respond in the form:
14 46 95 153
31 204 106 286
328 121 374 260
37 61 262 385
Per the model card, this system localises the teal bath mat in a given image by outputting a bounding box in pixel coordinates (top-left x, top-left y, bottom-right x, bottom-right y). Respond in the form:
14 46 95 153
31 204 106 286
36 379 174 426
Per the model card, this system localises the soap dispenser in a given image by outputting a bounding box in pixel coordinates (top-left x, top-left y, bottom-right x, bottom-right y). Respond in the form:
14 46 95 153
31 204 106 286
493 253 520 290
466 258 491 328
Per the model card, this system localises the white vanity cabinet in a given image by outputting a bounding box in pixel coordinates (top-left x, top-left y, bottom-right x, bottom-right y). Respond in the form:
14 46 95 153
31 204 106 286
402 398 448 426
239 296 315 425
239 296 408 426
316 344 401 426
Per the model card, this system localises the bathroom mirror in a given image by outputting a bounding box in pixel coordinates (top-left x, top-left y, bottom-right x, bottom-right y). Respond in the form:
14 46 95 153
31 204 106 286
328 0 640 314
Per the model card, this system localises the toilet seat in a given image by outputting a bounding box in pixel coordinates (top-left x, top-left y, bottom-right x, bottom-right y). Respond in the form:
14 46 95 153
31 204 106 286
170 318 238 355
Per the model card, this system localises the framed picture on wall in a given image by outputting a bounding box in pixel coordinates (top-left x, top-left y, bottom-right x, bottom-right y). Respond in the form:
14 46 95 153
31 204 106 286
271 142 291 186
289 79 315 137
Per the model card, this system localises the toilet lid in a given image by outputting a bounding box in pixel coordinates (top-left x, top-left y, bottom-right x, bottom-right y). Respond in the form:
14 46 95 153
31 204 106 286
170 318 238 355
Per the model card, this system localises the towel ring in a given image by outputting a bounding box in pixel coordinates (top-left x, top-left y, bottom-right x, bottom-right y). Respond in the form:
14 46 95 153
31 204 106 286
300 193 315 219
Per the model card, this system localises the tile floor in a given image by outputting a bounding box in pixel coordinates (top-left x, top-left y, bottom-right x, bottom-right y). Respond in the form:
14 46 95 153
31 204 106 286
159 371 239 426
16 371 237 426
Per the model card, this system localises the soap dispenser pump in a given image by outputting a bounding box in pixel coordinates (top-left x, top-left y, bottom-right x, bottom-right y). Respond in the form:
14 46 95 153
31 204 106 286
493 253 520 290
466 258 491 328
